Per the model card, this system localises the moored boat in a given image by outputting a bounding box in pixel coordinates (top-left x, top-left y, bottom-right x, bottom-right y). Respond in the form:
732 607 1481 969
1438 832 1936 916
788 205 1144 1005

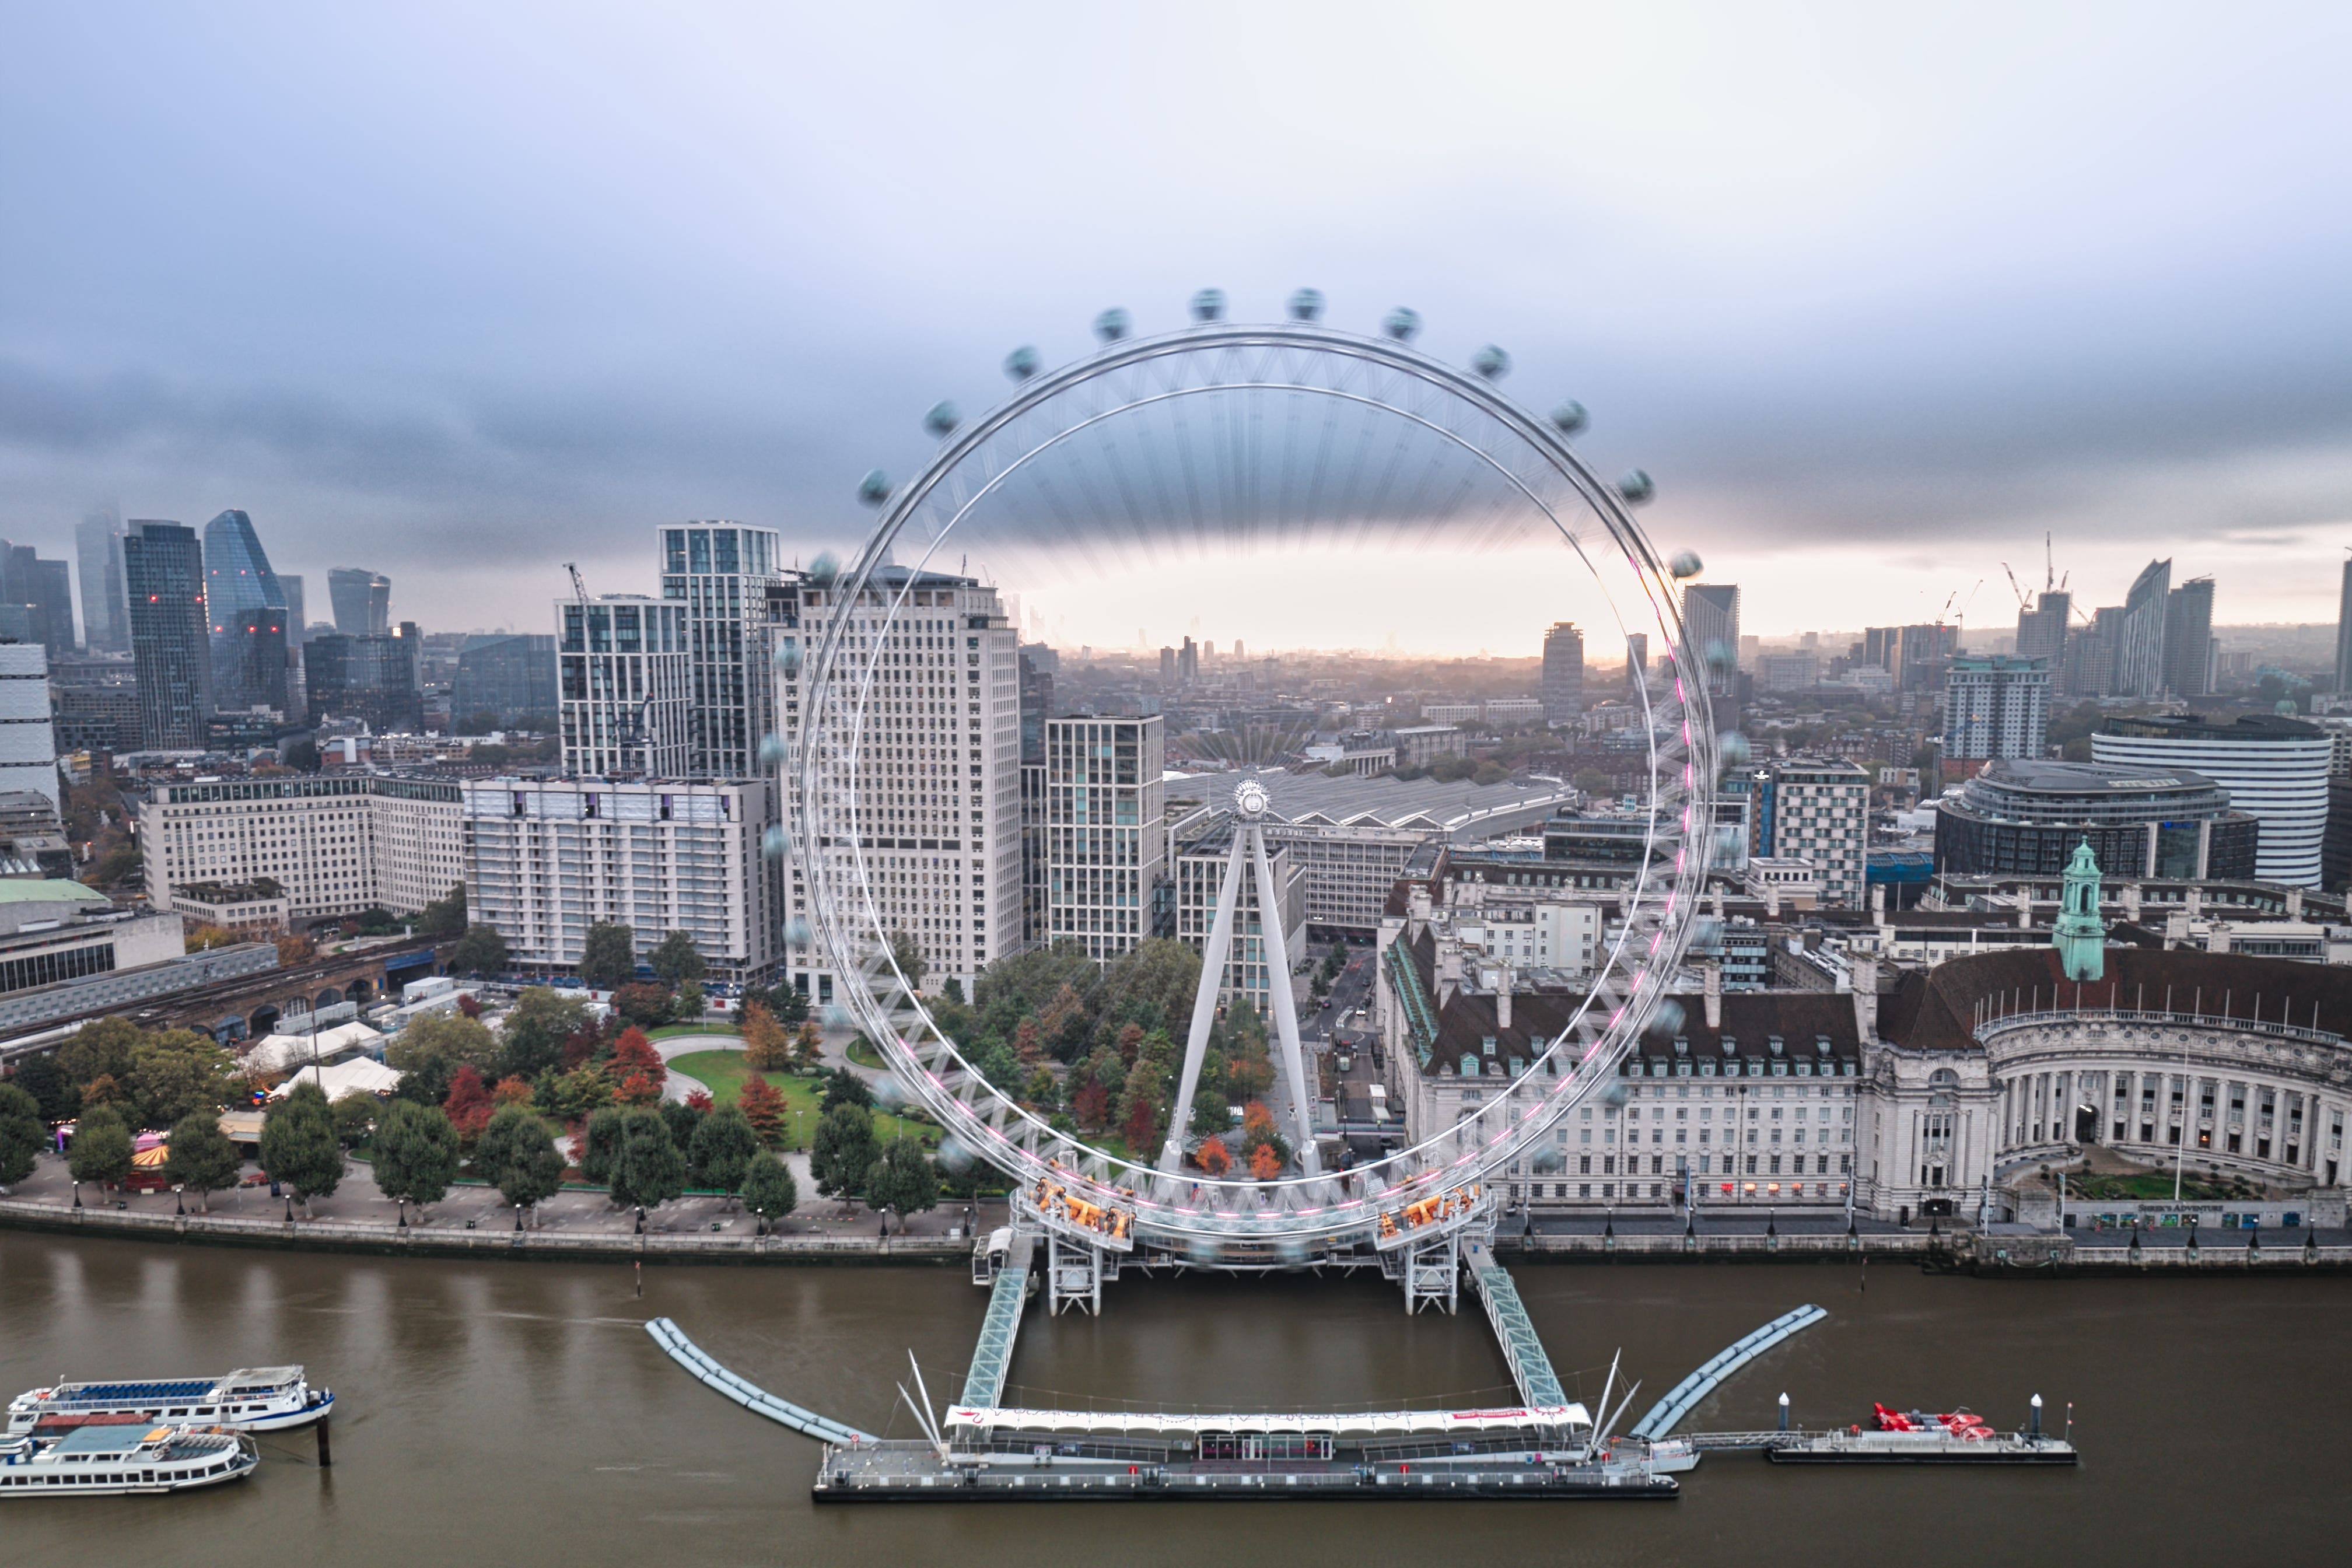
0 1423 259 1494
5 1366 331 1436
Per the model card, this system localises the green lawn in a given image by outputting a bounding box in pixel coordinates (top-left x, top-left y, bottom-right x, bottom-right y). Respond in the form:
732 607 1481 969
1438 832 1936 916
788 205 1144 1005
2070 1171 2259 1202
667 1049 937 1149
844 1037 884 1069
650 1023 738 1041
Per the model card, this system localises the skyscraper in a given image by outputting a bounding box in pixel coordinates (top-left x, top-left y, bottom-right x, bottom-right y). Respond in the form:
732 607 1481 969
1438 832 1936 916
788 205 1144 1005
304 632 425 734
2335 558 2352 694
328 568 391 636
1941 655 2050 763
74 513 128 653
1624 632 1648 695
2114 558 2171 698
202 509 289 712
0 545 74 659
555 596 691 776
2162 575 2215 698
453 634 559 729
123 520 212 750
1541 621 1585 723
1683 583 1740 699
280 575 307 648
2015 591 2070 668
657 521 783 778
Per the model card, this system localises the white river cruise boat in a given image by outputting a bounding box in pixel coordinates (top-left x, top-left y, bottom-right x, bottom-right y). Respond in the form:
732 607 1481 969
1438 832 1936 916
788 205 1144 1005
0 1422 259 1495
5 1366 332 1436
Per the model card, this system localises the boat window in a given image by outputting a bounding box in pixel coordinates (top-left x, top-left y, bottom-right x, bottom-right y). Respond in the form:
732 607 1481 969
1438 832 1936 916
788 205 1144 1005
167 1408 187 1416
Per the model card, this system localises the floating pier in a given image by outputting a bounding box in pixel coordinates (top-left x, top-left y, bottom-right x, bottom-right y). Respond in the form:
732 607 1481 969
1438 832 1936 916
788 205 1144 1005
643 1318 874 1446
1630 1305 1827 1440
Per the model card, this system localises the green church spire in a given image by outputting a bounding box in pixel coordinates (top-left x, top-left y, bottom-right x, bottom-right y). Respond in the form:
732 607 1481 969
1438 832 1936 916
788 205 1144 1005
2053 838 2105 982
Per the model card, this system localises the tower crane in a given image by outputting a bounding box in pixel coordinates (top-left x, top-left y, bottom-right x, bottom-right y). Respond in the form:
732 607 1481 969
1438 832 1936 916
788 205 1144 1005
562 561 656 776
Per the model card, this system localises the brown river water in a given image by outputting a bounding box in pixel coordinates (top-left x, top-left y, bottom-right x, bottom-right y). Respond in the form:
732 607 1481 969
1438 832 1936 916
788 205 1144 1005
2 1231 2344 1567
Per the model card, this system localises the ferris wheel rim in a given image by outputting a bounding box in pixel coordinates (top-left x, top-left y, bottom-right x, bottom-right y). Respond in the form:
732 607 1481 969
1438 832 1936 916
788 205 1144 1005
792 313 1717 1246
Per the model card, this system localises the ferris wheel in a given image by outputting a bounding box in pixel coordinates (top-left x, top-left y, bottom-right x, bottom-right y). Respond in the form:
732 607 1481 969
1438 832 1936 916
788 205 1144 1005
790 291 1718 1263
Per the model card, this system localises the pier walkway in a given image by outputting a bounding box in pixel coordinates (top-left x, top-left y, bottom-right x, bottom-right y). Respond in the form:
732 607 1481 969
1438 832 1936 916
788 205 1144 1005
1463 1240 1570 1411
643 1317 875 1445
1629 1304 1826 1440
958 1231 1035 1410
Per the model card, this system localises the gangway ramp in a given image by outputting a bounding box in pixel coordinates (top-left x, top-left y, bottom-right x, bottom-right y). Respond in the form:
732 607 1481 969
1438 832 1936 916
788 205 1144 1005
1629 1304 1826 1440
961 1230 1035 1410
1463 1240 1569 1412
645 1317 876 1445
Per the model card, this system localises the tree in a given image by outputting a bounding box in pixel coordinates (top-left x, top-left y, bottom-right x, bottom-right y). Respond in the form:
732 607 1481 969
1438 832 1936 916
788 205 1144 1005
1248 1141 1283 1180
888 928 929 989
579 1106 627 1184
737 1073 787 1144
128 1031 230 1128
276 932 317 965
611 982 675 1029
370 1100 461 1213
689 1105 761 1199
606 1028 667 1094
810 1104 877 1204
741 1001 791 1071
449 923 510 977
416 884 468 941
659 1096 705 1153
387 1012 501 1083
10 1054 77 1122
0 1082 45 1186
605 1107 687 1213
442 1065 495 1144
579 922 637 991
863 1133 938 1233
491 1074 533 1107
942 976 965 1006
821 1067 873 1112
330 1092 378 1146
60 1016 142 1088
475 1104 565 1222
649 929 706 985
498 988 592 1081
675 978 705 1020
791 1021 823 1073
740 1150 797 1228
260 1089 342 1216
1194 1135 1231 1177
67 1104 134 1186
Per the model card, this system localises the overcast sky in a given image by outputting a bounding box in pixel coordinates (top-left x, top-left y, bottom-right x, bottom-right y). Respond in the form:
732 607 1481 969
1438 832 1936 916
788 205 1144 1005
4 4 2350 648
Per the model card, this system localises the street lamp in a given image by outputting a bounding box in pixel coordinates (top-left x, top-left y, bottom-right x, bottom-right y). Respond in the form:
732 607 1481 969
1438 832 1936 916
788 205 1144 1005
397 1197 407 1228
72 1179 81 1210
174 1182 184 1216
635 1205 645 1235
514 1202 524 1233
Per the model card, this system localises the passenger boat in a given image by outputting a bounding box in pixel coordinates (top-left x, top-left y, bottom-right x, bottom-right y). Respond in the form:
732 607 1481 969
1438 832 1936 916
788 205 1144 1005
1873 1403 1993 1439
0 1422 258 1494
5 1366 332 1436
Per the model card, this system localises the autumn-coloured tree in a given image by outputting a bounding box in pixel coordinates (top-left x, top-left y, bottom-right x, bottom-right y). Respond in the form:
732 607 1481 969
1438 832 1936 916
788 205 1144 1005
558 1022 605 1072
491 1074 534 1107
275 932 316 965
1115 1022 1144 1066
1248 1141 1283 1180
606 1027 666 1093
740 1000 790 1072
614 1070 662 1108
737 1072 786 1144
456 992 485 1020
1012 1017 1044 1066
1195 1136 1231 1176
443 1065 496 1144
1122 1088 1159 1153
685 1088 713 1113
1073 1078 1110 1130
791 1020 823 1073
1241 1101 1276 1142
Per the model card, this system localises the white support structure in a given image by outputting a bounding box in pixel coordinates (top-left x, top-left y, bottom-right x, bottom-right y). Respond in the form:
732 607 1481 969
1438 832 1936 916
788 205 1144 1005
1384 1225 1469 1315
1046 1231 1106 1317
1161 779 1320 1174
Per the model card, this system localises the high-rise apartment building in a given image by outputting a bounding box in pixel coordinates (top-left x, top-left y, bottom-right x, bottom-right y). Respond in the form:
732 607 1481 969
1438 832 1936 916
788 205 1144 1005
279 576 306 649
1941 655 2049 764
327 568 392 636
1179 636 1199 684
1683 583 1739 699
657 522 783 778
2163 575 2215 698
1175 822 1304 1014
74 513 128 654
2015 592 2070 668
123 521 212 751
2336 559 2352 694
779 565 1023 1001
1753 758 1870 909
1892 623 1958 694
1038 715 1167 963
1624 632 1648 695
556 595 691 777
201 509 290 713
1541 621 1585 724
2115 558 2171 698
463 776 775 983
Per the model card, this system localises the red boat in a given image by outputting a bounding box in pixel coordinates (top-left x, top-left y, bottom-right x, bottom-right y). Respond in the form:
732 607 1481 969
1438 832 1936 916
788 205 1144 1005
1872 1403 1993 1440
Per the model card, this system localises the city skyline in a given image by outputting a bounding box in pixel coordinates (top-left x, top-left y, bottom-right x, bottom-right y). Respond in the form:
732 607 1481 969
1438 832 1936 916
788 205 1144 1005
5 9 2351 636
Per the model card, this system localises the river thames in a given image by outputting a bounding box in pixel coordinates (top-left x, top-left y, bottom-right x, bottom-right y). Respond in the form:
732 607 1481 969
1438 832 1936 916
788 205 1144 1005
3 1231 2344 1566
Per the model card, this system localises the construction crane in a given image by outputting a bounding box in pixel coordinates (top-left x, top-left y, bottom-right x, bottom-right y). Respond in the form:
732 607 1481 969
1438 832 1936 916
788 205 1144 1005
2000 562 2032 611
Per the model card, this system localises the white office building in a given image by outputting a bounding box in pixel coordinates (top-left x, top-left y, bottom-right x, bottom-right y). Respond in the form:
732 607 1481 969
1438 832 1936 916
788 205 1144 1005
2093 714 2332 887
463 776 775 982
0 643 58 811
1039 715 1167 963
1943 655 2049 763
779 565 1024 1002
140 774 464 923
557 595 692 779
1760 759 1871 910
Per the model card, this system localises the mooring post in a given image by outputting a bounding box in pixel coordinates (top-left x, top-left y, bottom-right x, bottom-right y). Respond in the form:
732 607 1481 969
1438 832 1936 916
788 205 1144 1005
316 1416 332 1468
1777 1392 1789 1433
2029 1394 2043 1436
635 1259 643 1298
